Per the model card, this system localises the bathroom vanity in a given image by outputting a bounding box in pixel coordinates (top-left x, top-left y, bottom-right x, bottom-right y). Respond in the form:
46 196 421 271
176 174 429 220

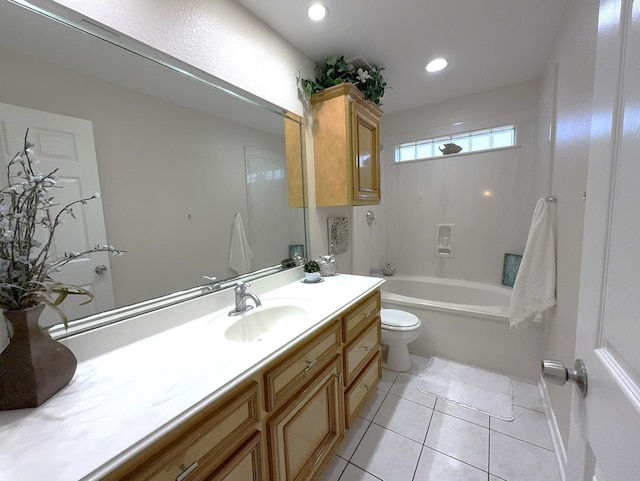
0 270 382 481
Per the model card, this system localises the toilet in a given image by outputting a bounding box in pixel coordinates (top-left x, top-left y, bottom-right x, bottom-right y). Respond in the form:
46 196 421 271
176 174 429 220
380 308 422 372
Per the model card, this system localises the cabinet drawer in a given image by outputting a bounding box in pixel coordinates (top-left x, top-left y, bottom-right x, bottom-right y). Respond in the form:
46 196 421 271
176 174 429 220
119 381 260 481
344 319 381 387
344 353 381 429
342 291 380 343
264 320 341 411
207 432 263 481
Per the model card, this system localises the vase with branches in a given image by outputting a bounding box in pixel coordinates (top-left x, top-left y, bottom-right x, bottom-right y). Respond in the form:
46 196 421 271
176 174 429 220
0 129 124 409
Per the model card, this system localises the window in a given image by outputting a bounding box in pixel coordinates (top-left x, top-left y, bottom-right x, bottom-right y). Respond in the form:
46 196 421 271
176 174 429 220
394 125 516 162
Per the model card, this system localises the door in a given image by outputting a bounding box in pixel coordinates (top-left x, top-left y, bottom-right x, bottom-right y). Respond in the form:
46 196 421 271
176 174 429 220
245 147 302 268
567 0 640 479
0 102 115 328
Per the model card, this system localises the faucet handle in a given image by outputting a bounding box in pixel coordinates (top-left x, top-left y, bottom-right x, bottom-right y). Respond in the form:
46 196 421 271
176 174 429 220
235 281 250 291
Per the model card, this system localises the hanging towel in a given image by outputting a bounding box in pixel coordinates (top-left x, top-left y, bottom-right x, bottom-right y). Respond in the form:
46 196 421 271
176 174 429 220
509 198 556 328
228 213 254 274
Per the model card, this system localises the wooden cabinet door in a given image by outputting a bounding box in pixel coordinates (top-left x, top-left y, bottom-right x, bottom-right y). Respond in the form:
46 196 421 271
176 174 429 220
267 356 344 481
351 102 381 205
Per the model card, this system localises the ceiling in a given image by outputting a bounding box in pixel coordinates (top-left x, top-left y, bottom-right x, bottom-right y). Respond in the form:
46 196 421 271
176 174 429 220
238 0 568 115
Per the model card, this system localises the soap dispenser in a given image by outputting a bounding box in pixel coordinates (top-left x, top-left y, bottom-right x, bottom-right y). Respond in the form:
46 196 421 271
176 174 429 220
383 262 395 276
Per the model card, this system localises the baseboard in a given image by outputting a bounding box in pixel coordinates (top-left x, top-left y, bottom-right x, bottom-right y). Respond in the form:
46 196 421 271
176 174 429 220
539 374 567 481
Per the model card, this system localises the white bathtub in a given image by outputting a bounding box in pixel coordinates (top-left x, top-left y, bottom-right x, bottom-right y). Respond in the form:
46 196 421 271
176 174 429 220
380 275 543 380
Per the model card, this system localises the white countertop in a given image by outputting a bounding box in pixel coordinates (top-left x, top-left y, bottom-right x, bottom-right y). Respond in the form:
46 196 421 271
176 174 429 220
0 272 383 481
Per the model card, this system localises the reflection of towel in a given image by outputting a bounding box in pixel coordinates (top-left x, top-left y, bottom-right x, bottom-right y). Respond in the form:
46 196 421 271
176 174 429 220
509 198 556 328
228 213 253 274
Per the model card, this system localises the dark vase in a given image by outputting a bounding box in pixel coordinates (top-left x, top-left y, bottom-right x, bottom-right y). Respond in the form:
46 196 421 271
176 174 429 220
0 304 77 410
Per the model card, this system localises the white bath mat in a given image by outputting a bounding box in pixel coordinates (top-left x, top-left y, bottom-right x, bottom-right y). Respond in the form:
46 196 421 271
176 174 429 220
417 357 514 421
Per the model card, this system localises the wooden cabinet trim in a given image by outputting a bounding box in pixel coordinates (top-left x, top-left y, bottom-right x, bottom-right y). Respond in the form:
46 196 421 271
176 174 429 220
267 355 344 481
343 318 381 387
344 353 382 429
342 291 381 343
109 380 260 481
206 431 263 481
264 320 341 412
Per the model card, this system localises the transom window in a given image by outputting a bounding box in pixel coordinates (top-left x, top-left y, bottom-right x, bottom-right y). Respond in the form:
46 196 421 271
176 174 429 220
394 125 516 162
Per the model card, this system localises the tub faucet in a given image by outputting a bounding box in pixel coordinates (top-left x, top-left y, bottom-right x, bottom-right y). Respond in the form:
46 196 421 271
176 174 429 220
229 281 261 316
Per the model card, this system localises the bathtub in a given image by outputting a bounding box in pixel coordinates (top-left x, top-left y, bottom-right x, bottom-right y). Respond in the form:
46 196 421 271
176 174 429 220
380 275 544 380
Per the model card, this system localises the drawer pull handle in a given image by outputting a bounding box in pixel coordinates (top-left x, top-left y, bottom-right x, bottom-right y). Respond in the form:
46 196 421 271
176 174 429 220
364 384 371 392
362 309 374 320
360 344 369 352
303 359 318 375
177 461 199 481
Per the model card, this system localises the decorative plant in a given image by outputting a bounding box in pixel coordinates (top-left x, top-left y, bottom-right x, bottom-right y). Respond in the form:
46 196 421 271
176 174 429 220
281 258 296 268
303 260 320 273
301 55 388 106
0 129 124 327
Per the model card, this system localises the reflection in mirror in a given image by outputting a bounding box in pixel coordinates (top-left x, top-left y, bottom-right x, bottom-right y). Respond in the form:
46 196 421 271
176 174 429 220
0 1 306 331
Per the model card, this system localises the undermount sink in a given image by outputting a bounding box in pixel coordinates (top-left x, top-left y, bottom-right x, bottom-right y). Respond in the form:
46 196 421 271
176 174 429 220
224 304 310 343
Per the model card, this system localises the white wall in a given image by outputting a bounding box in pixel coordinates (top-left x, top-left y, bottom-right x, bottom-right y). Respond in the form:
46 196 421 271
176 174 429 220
47 0 314 117
536 0 599 457
380 80 539 283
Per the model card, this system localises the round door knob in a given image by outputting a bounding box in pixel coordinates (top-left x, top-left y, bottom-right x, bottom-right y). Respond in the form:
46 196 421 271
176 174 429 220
541 359 588 397
95 265 108 275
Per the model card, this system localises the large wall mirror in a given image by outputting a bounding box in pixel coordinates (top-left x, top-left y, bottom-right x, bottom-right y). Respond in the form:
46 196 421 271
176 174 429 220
0 1 307 333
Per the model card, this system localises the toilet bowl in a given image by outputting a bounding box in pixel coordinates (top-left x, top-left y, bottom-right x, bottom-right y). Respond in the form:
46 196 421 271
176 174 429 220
380 308 422 372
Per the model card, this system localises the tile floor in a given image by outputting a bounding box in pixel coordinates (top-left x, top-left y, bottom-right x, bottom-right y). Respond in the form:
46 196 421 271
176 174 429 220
320 354 562 481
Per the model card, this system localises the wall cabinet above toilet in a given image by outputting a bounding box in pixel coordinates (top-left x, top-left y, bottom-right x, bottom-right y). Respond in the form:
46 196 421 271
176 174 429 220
310 84 382 206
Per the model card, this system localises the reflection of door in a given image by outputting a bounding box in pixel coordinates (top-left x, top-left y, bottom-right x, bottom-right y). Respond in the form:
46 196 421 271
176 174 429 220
0 102 115 327
566 0 640 479
245 147 301 267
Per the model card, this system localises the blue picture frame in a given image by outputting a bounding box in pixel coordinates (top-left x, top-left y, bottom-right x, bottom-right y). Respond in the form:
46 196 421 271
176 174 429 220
502 253 523 287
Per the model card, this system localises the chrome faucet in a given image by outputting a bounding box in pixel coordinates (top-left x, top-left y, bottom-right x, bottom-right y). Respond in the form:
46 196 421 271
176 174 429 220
201 276 221 294
229 281 261 315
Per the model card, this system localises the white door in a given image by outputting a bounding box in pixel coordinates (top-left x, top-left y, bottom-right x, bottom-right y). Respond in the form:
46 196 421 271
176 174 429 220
0 103 115 328
566 0 640 479
245 147 302 267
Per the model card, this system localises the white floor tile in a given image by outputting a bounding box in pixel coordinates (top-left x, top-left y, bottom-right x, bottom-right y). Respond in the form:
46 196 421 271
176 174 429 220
338 463 381 481
337 416 371 460
378 368 399 392
435 398 490 428
357 389 387 421
490 431 561 481
389 372 437 408
407 353 431 375
351 423 422 481
491 405 553 450
424 411 489 471
373 393 433 443
318 455 347 481
414 446 487 481
489 476 507 481
512 380 544 412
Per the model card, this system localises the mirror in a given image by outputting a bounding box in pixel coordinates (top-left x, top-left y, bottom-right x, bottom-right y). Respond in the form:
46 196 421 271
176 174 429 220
0 1 307 332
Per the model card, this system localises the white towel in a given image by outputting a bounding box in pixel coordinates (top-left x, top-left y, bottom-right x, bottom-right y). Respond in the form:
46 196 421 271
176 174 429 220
228 213 254 274
509 198 556 327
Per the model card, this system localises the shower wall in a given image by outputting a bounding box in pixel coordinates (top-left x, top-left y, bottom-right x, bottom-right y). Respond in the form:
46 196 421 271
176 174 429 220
380 80 540 284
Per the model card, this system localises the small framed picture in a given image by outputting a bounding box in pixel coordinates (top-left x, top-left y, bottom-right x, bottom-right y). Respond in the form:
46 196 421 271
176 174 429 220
502 253 523 287
289 244 304 259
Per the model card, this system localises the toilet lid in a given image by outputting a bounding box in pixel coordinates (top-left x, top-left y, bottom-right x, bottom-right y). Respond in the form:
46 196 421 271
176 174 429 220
381 308 420 328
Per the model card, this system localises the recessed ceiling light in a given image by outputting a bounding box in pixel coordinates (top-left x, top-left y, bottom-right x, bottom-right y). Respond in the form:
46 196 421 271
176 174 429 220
308 3 328 21
426 58 448 73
